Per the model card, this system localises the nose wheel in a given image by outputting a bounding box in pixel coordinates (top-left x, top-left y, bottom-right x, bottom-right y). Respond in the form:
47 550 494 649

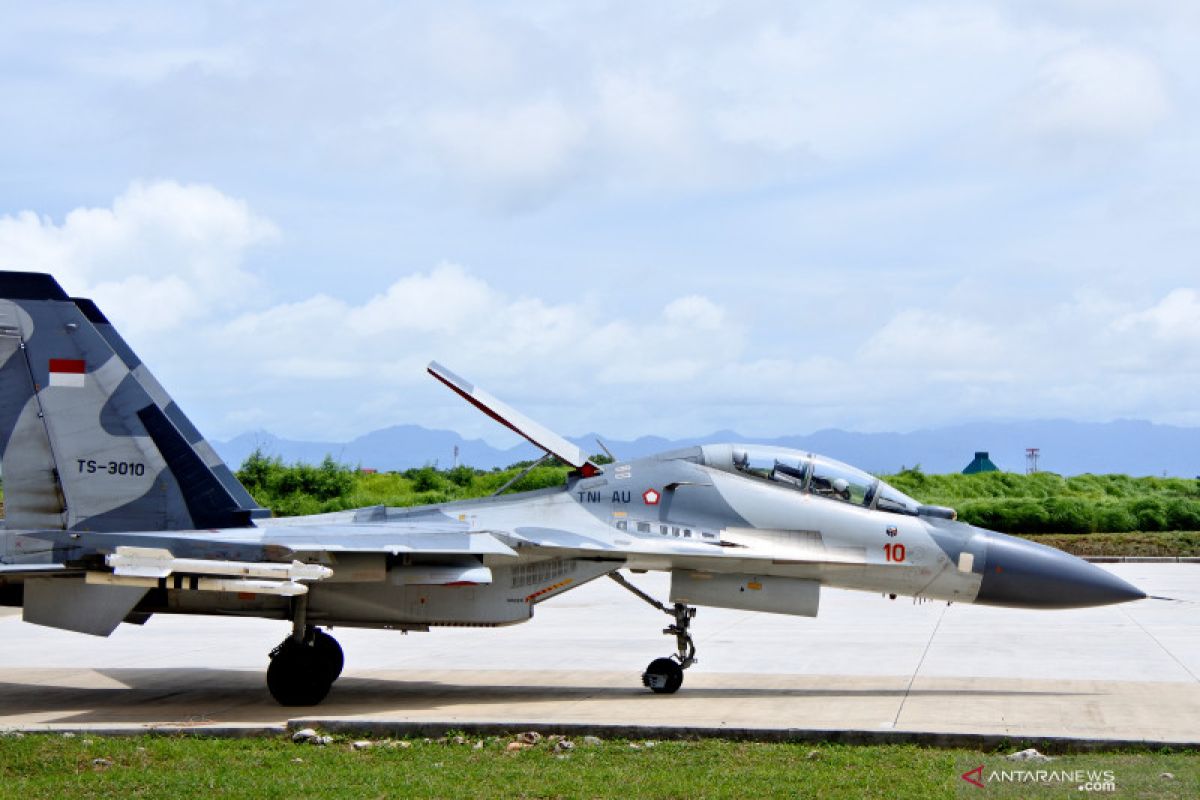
643 657 684 693
608 572 697 695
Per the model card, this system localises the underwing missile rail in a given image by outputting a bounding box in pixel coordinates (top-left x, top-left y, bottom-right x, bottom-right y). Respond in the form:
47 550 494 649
106 546 334 582
86 572 312 597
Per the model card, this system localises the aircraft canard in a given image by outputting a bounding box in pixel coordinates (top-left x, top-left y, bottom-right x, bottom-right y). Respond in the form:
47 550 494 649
0 271 1146 705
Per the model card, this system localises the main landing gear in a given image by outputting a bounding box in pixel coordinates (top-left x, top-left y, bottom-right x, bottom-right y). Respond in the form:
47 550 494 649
608 572 697 694
267 595 344 706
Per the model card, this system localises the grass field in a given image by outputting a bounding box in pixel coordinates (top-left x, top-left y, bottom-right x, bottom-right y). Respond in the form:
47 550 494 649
1023 530 1200 557
0 735 1196 800
886 469 1200 535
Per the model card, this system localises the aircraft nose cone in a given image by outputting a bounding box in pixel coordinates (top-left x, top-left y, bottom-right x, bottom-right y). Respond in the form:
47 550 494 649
975 530 1146 609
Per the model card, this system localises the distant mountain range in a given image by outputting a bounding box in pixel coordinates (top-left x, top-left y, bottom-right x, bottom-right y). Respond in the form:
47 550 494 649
212 419 1200 477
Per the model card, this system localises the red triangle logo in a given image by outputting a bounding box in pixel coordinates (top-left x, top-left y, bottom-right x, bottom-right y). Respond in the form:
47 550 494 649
961 765 985 788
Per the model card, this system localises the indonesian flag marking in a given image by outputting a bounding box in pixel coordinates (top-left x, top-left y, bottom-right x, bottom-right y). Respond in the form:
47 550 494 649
643 488 661 505
48 358 85 388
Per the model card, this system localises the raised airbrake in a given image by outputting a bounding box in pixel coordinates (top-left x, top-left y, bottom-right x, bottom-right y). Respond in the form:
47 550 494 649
0 272 1145 704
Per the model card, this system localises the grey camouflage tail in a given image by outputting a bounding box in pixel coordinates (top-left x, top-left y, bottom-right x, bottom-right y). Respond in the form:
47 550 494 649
0 271 266 532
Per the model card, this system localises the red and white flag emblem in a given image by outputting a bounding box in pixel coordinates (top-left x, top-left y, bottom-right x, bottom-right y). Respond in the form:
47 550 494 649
642 488 661 505
48 358 85 388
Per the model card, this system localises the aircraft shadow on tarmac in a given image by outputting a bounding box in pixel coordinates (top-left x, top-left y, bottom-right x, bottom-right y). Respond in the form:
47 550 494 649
0 669 1089 726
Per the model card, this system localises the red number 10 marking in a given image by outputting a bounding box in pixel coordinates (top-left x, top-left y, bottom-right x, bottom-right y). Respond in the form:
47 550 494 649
884 543 906 562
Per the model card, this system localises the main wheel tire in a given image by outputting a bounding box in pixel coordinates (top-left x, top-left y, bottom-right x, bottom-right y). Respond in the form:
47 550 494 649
641 657 684 694
311 629 345 683
267 639 332 706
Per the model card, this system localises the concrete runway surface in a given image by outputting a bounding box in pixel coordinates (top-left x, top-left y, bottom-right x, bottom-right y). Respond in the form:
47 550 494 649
1 564 1196 743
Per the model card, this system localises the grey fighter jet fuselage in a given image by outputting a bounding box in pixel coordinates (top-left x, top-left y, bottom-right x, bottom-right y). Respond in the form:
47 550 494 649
0 272 1145 705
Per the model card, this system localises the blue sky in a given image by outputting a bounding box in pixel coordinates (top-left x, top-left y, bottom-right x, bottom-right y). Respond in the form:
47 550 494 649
0 2 1197 445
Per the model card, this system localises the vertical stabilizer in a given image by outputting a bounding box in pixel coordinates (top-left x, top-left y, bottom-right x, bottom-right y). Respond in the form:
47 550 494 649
71 297 265 515
0 271 265 532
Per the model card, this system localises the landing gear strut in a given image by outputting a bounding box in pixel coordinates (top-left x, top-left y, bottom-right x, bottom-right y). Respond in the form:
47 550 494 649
266 595 344 706
608 571 697 694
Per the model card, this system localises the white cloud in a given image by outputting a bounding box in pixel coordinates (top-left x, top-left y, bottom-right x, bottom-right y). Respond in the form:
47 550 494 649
832 287 1200 429
422 10 520 90
1015 46 1170 151
4 180 1198 438
73 46 246 84
858 309 1013 382
1113 288 1200 341
594 74 708 185
1 5 1198 437
1109 288 1200 374
424 99 588 207
5 4 1189 209
0 180 278 334
217 263 742 392
392 5 1180 202
197 262 1200 439
663 295 727 330
349 264 495 336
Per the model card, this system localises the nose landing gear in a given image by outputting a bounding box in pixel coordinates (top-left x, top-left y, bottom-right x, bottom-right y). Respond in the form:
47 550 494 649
608 571 697 694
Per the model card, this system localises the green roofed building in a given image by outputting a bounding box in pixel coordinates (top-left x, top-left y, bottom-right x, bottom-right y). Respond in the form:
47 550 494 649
962 451 999 474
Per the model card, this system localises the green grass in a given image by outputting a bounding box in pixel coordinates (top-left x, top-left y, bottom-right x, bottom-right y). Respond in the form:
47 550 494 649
233 451 574 516
0 735 1196 799
886 470 1200 534
1020 530 1200 557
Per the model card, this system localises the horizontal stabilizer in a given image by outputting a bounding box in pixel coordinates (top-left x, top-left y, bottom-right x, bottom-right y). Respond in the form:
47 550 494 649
427 361 591 470
23 577 147 637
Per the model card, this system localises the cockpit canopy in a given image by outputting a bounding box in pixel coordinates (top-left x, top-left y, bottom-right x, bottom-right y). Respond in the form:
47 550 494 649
699 444 922 516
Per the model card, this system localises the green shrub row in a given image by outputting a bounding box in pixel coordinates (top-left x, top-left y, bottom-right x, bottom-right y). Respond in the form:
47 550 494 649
235 450 571 517
885 468 1200 533
954 496 1200 534
886 468 1199 502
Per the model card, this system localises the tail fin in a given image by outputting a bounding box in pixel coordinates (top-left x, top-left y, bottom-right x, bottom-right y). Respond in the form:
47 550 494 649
0 271 266 532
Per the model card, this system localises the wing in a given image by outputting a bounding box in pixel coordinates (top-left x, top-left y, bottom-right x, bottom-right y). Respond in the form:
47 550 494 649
9 520 517 563
4 519 520 636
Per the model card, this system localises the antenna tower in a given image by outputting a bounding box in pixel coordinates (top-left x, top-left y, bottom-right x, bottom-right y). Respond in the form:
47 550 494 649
1025 447 1040 475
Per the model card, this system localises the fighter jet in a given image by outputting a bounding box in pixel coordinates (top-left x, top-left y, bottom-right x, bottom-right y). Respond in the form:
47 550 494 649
0 272 1145 705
